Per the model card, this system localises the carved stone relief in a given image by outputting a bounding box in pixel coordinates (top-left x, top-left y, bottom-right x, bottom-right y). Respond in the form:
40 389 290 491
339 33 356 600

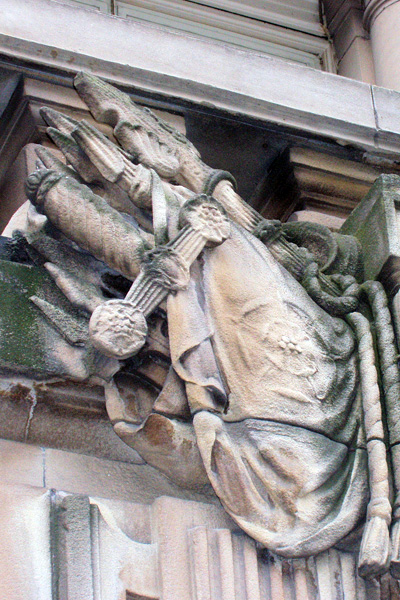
4 72 400 588
51 492 396 600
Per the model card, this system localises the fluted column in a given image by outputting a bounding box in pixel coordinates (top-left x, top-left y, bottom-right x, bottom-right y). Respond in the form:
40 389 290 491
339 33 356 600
364 0 400 90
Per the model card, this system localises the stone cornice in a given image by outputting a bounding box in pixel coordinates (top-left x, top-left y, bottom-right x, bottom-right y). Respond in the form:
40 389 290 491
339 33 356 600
363 0 400 30
3 0 400 156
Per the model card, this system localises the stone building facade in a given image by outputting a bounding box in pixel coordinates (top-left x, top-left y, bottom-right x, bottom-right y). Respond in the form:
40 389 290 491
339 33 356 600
2 1 400 599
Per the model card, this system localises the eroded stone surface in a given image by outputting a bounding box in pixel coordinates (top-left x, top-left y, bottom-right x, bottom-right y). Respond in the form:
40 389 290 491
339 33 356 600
2 72 400 587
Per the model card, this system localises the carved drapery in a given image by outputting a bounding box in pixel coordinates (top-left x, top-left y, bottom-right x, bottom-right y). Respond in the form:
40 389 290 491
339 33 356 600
2 72 400 595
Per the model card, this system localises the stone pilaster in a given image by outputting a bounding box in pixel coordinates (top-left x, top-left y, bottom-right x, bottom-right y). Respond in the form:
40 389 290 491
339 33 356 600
323 0 375 84
364 0 400 90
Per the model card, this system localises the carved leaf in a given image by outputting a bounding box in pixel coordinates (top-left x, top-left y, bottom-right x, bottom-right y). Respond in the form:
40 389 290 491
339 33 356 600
74 72 210 191
113 121 180 179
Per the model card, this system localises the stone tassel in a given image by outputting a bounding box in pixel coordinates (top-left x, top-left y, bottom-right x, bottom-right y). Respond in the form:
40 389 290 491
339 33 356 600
362 281 400 578
347 311 391 579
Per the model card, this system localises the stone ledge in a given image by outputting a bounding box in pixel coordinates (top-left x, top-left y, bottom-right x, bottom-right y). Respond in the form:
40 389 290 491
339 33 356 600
3 0 400 154
0 437 218 504
0 374 146 465
0 438 44 487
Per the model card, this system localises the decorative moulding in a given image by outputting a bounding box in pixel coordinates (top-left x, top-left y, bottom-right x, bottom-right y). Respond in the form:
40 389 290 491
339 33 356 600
59 0 326 37
4 72 398 582
3 70 400 594
3 0 400 155
363 0 400 31
259 146 400 221
183 0 325 36
45 491 400 599
115 0 334 71
56 0 111 12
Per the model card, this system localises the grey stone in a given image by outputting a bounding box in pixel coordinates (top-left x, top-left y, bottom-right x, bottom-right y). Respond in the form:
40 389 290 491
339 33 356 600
0 0 386 152
44 446 217 505
0 483 52 600
0 438 44 487
340 173 400 281
54 494 95 600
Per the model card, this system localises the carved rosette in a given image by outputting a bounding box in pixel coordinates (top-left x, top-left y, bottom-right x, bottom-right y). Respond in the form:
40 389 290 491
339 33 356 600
89 301 148 360
179 194 231 246
88 195 230 360
17 72 400 586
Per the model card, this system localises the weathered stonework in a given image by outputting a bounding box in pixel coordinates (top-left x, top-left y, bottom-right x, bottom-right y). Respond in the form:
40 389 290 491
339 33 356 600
4 3 400 593
1 71 400 599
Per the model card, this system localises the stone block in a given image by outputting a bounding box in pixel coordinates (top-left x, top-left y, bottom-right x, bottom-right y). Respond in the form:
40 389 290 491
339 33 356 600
0 102 37 227
25 387 145 465
0 0 381 152
0 143 39 234
51 491 159 600
44 446 217 504
288 209 345 231
0 438 44 487
0 375 146 464
322 0 361 28
55 494 95 600
0 379 36 443
93 497 151 543
0 259 87 379
0 69 32 182
340 174 400 281
338 37 375 84
148 497 380 600
371 86 400 150
0 258 117 381
259 146 386 221
333 7 367 61
0 483 51 600
152 496 235 600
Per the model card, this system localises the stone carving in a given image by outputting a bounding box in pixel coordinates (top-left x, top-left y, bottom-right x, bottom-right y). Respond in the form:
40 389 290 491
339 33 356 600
11 72 400 580
89 194 230 359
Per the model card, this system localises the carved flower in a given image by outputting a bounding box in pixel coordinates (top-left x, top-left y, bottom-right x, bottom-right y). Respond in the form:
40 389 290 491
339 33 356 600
238 305 318 379
89 300 148 360
179 195 230 246
261 319 317 377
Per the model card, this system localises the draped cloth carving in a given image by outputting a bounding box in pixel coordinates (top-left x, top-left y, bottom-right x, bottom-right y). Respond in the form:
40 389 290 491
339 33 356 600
168 223 368 557
12 72 400 581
